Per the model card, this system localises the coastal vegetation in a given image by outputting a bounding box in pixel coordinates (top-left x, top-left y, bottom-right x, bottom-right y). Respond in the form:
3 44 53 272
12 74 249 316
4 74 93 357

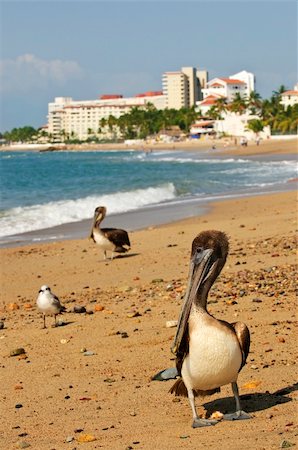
1 86 297 144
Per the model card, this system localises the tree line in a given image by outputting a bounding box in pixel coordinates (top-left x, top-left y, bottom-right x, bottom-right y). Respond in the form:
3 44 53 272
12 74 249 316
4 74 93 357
1 85 297 143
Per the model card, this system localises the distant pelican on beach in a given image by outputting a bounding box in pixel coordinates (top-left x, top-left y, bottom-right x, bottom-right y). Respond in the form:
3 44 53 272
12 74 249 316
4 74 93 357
37 285 66 328
89 206 131 260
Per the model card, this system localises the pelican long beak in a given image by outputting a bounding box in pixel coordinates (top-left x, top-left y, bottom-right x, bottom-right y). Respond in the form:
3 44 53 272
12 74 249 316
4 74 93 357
171 248 214 355
88 210 99 239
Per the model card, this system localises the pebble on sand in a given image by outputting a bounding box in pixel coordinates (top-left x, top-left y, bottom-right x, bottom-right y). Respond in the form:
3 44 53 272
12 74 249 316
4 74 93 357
10 348 26 357
73 306 86 313
17 442 30 449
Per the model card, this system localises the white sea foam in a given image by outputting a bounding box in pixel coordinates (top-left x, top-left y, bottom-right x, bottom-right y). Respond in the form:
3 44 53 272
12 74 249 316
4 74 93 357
146 156 253 164
0 183 176 237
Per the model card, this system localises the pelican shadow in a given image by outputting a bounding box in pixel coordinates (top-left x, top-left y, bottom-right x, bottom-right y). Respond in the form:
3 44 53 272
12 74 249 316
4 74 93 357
100 252 140 261
54 320 75 328
202 382 297 416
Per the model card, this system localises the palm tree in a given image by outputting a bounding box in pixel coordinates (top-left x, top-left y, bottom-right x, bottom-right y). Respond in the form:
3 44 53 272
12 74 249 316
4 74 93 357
207 98 228 120
247 91 262 115
246 119 264 136
229 93 247 115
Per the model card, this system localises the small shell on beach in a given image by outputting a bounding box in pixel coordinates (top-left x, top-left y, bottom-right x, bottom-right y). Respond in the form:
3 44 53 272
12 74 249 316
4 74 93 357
242 380 262 389
23 303 33 310
83 351 95 356
76 434 96 443
94 304 105 312
8 303 20 311
166 320 178 328
210 411 224 420
60 339 69 344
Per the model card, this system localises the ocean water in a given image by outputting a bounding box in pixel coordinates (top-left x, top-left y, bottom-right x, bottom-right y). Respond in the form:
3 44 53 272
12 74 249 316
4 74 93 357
0 149 297 243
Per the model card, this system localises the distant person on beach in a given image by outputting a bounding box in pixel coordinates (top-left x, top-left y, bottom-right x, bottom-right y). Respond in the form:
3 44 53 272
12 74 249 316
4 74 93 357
255 136 261 146
240 137 248 147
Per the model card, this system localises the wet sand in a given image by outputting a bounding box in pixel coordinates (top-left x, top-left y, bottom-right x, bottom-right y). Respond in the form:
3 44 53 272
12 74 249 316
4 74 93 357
1 190 297 449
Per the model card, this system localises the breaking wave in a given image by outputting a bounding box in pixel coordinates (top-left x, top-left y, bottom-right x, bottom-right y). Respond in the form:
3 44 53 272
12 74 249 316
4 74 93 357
0 183 176 237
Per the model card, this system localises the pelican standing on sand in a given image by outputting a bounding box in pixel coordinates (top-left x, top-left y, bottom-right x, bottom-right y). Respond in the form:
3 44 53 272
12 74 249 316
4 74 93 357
37 285 65 328
153 230 251 428
89 206 131 260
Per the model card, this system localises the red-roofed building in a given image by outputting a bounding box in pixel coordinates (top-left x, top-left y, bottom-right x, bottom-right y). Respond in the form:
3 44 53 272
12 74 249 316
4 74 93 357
198 70 255 110
100 95 123 100
281 85 298 108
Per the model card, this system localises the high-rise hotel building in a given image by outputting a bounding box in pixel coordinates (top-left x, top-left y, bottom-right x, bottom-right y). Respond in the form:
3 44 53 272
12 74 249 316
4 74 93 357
162 67 208 109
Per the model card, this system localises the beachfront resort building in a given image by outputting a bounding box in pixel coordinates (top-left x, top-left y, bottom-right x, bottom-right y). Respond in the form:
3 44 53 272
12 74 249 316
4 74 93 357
280 83 298 109
162 67 208 109
191 70 267 139
47 92 165 141
196 70 255 115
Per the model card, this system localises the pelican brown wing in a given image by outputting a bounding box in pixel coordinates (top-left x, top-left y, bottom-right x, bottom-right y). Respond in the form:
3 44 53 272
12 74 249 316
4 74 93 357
231 321 250 370
102 228 131 248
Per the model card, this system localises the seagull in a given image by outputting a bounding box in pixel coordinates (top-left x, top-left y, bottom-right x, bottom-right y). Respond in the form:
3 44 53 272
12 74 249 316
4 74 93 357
36 285 66 328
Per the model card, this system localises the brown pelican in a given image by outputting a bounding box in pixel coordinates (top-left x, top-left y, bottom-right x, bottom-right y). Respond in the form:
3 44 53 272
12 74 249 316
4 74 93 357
153 230 251 428
89 206 131 260
36 285 66 328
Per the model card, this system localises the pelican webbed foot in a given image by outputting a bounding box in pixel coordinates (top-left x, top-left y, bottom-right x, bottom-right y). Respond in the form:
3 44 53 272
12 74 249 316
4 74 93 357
192 418 218 428
223 410 251 421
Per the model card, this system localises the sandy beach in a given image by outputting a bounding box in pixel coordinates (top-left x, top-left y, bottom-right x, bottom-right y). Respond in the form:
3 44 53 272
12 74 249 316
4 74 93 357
1 136 297 157
1 187 297 449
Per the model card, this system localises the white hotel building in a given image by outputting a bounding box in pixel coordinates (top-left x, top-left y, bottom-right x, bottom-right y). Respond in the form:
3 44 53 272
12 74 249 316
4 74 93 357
197 70 255 115
280 83 298 109
47 66 207 141
47 92 165 141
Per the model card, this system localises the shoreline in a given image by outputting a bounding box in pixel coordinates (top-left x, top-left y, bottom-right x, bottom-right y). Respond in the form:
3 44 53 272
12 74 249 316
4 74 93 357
1 181 296 249
1 136 297 157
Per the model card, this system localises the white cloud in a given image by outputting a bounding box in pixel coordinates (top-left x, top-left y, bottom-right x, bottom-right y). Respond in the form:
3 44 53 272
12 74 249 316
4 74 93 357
0 54 84 93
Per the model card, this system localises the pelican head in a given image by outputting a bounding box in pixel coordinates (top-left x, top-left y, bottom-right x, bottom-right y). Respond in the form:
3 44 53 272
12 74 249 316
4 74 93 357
89 206 107 239
172 230 229 355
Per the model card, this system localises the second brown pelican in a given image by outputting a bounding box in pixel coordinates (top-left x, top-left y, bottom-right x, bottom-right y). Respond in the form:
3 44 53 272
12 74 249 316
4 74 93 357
89 206 131 260
153 230 251 427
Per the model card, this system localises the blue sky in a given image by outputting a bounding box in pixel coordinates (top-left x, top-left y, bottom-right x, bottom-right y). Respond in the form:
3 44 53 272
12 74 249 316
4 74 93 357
0 1 297 131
